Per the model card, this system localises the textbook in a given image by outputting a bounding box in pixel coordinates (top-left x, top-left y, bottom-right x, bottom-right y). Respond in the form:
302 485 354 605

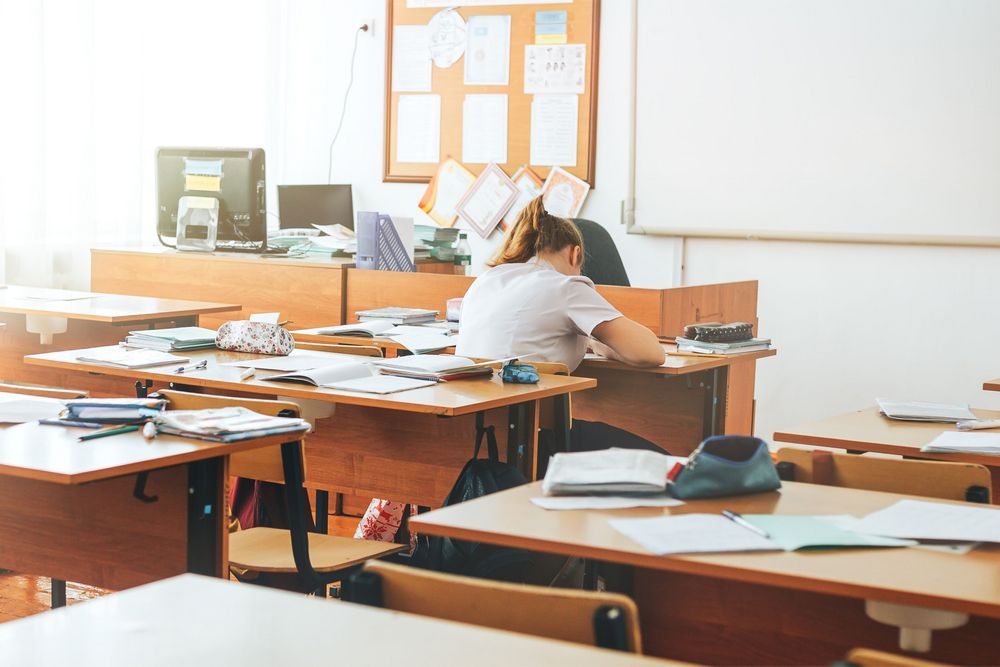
876 398 976 423
76 348 189 369
372 354 497 381
124 326 218 351
541 449 675 496
355 307 438 325
155 407 310 443
264 359 435 394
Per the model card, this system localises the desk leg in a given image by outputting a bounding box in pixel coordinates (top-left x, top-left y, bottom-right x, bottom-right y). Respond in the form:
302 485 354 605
506 402 539 479
186 457 225 577
702 367 728 439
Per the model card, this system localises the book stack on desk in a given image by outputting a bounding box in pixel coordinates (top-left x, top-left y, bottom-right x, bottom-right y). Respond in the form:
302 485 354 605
674 336 771 355
63 397 166 424
155 406 310 443
356 307 438 325
124 326 218 352
373 354 496 381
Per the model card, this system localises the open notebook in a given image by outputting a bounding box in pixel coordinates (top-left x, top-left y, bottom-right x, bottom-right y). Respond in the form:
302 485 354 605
264 359 435 394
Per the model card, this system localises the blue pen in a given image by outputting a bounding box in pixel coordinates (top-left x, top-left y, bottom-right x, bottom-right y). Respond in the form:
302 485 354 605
39 418 104 429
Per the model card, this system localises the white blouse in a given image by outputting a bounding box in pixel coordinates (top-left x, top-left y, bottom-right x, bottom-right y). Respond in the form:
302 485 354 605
455 258 622 371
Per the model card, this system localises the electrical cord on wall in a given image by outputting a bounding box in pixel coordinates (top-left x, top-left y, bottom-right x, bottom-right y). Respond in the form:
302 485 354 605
327 25 364 184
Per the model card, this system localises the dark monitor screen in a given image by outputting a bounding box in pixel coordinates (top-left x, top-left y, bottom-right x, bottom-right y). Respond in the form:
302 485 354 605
277 184 354 230
156 147 266 243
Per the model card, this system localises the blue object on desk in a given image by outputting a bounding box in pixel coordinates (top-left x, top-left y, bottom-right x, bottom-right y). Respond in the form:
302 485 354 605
501 363 539 384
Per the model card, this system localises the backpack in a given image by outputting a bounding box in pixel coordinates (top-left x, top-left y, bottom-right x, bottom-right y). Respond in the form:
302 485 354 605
411 424 534 582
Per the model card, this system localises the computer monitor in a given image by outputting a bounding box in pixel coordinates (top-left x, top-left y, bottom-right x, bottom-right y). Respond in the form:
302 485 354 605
277 184 354 231
156 147 266 248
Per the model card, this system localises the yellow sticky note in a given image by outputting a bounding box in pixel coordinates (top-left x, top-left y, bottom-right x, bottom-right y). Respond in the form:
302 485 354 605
535 33 568 45
185 174 222 192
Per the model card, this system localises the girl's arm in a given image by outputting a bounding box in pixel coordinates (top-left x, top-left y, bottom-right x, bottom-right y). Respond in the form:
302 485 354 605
591 317 665 367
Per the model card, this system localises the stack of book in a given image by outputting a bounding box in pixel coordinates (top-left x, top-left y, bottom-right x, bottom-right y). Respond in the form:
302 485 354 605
415 225 459 261
355 307 438 325
674 336 771 355
541 449 674 495
63 397 166 424
125 327 218 352
155 406 310 443
373 354 497 381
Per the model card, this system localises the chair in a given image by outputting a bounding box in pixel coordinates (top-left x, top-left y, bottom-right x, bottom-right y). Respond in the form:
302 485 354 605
0 382 88 608
841 647 954 667
572 218 630 287
344 560 642 652
157 389 405 595
775 447 992 503
294 341 383 357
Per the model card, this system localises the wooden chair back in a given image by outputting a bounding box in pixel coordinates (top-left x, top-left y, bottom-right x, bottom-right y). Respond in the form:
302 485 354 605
0 382 88 399
294 341 383 357
776 447 992 502
353 560 642 652
845 647 953 666
157 389 303 484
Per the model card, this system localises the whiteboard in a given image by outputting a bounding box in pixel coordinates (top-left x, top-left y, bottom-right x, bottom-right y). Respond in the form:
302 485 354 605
633 0 1000 244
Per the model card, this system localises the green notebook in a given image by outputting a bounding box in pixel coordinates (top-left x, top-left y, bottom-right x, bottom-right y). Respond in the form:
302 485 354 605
742 515 916 551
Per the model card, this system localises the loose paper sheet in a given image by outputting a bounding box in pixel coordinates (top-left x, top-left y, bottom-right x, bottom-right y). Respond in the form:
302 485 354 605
922 430 1000 455
610 514 778 555
397 95 441 164
0 394 64 423
462 94 508 164
391 25 432 92
464 15 511 86
853 499 1000 543
530 94 578 167
524 44 586 94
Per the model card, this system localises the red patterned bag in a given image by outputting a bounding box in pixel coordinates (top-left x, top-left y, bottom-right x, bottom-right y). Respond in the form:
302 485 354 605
215 321 294 355
355 498 417 554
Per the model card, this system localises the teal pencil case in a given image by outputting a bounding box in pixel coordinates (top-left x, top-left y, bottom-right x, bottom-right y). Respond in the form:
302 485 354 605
669 436 781 500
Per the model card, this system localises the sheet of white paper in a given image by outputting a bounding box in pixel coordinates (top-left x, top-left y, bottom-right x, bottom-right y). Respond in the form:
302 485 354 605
384 325 451 337
853 499 1000 543
464 15 511 85
0 394 64 423
8 287 96 301
221 356 341 372
922 430 1000 455
818 515 977 554
462 94 508 164
249 312 280 324
524 44 586 94
428 8 466 68
531 495 684 511
530 94 578 167
410 0 568 6
397 95 441 164
391 333 455 353
876 398 975 422
610 514 778 555
392 25 432 92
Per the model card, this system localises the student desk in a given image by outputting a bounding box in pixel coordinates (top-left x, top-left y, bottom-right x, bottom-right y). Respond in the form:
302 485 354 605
411 481 1000 665
89 247 460 330
0 421 290 591
24 347 596 508
0 287 239 396
0 575 691 667
293 327 777 453
773 407 1000 500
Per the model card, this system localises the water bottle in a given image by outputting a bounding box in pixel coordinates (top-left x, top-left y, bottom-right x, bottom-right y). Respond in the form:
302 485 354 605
453 232 472 275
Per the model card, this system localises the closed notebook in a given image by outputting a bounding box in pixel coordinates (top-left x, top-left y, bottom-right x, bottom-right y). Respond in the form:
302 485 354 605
542 449 675 495
372 354 497 381
876 398 975 422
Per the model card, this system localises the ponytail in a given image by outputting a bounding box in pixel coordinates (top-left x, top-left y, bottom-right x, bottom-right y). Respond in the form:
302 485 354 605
489 196 583 267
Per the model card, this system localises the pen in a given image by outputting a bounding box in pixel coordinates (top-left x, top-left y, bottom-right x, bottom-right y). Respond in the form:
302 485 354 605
174 359 208 374
722 509 770 539
238 367 255 381
78 424 141 442
39 418 104 429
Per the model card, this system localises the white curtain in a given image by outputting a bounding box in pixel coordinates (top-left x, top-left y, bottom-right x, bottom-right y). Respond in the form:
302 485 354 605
0 0 285 288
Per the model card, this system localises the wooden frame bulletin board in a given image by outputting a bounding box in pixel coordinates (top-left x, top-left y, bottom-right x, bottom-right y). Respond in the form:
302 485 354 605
384 0 600 185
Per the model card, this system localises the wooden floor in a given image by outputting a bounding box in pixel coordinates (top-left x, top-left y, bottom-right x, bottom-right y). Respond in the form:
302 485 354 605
0 572 108 624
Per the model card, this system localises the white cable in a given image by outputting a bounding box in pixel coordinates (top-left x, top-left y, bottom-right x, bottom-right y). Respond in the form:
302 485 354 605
327 27 363 184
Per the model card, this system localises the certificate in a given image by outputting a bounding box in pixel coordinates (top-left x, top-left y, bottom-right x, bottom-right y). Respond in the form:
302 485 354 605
455 163 519 239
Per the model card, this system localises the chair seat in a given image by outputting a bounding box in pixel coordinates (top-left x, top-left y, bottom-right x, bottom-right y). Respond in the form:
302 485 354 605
229 527 406 574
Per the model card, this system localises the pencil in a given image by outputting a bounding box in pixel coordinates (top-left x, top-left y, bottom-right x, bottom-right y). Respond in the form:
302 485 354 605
78 424 140 442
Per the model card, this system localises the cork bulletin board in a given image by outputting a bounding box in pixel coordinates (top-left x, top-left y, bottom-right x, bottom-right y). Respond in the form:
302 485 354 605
384 0 600 186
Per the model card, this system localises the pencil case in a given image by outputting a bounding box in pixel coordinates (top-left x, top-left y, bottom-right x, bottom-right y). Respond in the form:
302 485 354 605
682 322 754 343
669 435 781 499
215 321 294 356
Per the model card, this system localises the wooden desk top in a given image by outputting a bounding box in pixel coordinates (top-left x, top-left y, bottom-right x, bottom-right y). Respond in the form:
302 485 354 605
773 406 1000 467
0 287 239 323
0 421 290 485
411 481 1000 619
291 332 777 377
25 347 596 417
984 378 1000 392
0 574 689 667
93 245 358 270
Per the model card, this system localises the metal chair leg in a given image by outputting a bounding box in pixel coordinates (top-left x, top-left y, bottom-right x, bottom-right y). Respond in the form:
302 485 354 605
51 578 66 608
